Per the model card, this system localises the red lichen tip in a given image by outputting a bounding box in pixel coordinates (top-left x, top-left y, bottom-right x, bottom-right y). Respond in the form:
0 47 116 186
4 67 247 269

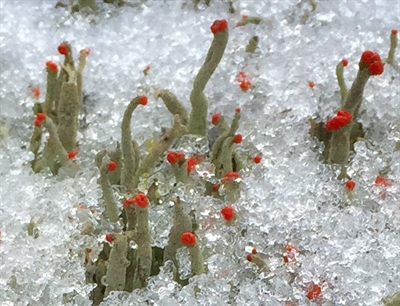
239 80 251 91
211 112 221 125
123 197 136 209
181 232 196 247
34 119 41 127
67 149 78 160
36 112 46 122
34 113 46 127
233 134 243 144
360 50 374 64
210 19 228 34
139 95 148 106
221 171 241 184
251 248 257 255
235 107 241 113
82 48 91 56
306 283 322 300
212 183 220 192
392 29 398 35
134 193 149 208
246 254 253 262
186 156 198 173
221 205 235 221
369 61 384 75
31 87 40 98
105 233 114 243
253 154 262 164
375 175 392 187
325 109 353 132
57 43 68 55
166 151 185 164
345 180 356 191
45 60 58 72
308 80 315 89
360 50 381 66
341 58 349 67
107 161 117 172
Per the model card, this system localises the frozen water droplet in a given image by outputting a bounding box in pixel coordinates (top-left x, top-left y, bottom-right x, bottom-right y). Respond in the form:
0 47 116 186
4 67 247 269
129 240 138 249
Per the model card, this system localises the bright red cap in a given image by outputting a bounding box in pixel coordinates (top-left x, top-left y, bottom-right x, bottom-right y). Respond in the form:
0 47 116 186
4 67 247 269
57 43 68 55
105 234 114 243
166 151 185 164
233 134 243 144
134 193 149 208
221 205 235 221
186 156 198 173
67 149 78 160
253 154 262 164
181 232 196 246
221 171 240 184
375 175 392 187
369 61 384 75
361 50 374 64
345 180 356 191
139 95 148 105
240 80 251 91
210 19 228 34
211 112 221 125
306 283 322 300
36 113 46 121
46 61 58 72
107 161 117 171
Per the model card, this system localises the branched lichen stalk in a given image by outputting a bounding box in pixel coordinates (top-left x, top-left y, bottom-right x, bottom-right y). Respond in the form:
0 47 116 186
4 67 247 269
133 115 188 187
188 28 229 135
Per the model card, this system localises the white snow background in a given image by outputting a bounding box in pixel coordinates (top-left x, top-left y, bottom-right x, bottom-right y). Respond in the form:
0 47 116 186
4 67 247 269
0 0 399 305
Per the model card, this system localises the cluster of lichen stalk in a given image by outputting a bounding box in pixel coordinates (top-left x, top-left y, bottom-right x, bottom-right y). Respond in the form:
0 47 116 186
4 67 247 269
311 29 399 181
29 42 88 176
29 20 251 304
29 22 398 304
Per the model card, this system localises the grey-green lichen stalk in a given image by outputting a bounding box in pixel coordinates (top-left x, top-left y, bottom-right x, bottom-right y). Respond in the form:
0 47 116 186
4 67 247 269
188 19 229 136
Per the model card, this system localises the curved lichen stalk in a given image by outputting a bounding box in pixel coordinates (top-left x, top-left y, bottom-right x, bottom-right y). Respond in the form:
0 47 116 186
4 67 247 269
120 96 143 191
156 89 189 126
188 20 229 136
